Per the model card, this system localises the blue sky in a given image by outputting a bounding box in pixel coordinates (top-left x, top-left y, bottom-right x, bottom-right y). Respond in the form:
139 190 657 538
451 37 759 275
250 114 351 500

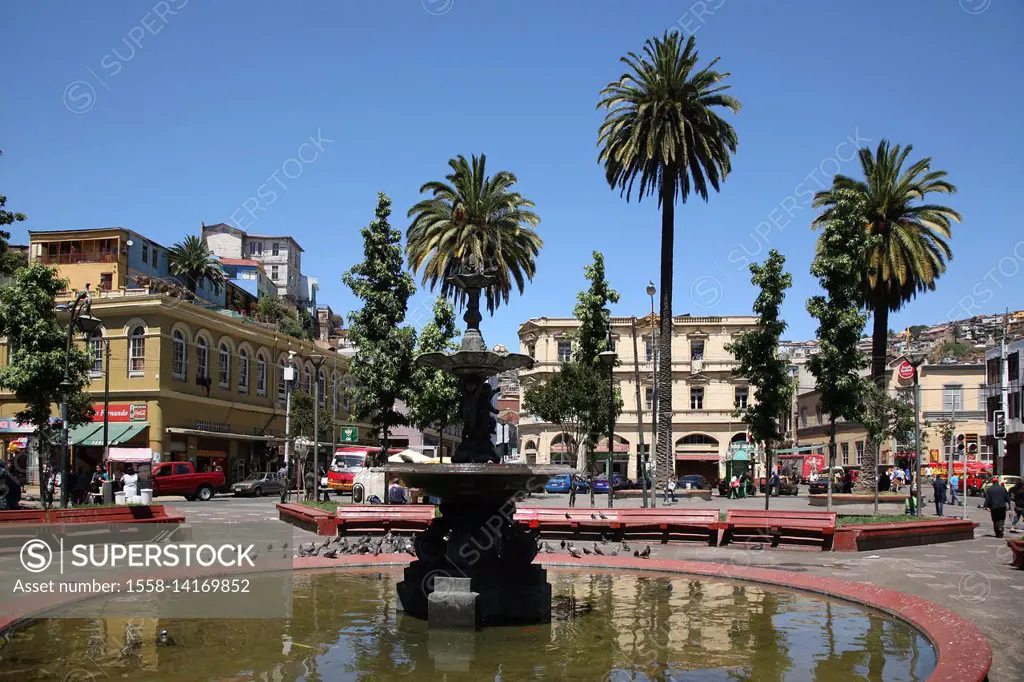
2 0 1021 348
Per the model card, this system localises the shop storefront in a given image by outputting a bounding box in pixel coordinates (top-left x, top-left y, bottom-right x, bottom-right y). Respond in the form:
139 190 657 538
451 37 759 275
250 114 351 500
66 403 150 475
0 418 48 484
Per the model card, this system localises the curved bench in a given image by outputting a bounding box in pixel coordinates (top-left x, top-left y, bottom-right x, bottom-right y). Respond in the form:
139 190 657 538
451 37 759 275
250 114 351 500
722 510 836 550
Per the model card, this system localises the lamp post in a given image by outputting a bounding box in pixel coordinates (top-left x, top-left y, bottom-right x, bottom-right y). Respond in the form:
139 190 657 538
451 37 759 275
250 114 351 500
907 354 927 516
102 337 111 474
647 281 657 508
310 352 327 502
598 327 618 508
283 350 296 500
59 289 102 508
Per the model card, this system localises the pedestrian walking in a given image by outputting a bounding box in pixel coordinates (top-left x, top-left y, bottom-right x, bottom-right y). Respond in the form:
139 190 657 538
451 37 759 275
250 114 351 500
932 475 947 516
950 473 960 506
983 477 1011 538
728 476 739 499
1009 483 1024 532
568 474 577 508
738 473 748 499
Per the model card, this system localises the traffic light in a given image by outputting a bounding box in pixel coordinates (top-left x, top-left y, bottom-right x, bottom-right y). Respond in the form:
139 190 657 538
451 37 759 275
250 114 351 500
955 433 966 455
994 410 1007 439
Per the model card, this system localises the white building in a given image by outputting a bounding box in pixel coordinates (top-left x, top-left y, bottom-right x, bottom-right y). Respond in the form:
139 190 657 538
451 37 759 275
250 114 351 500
202 223 311 309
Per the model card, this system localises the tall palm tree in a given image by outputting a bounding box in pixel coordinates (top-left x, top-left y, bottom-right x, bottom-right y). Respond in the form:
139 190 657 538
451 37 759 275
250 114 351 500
813 141 960 384
406 154 541 312
598 32 740 485
167 234 226 297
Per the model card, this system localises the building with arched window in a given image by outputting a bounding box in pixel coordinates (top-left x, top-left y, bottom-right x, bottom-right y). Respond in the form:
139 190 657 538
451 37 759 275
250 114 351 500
0 293 369 485
517 314 758 482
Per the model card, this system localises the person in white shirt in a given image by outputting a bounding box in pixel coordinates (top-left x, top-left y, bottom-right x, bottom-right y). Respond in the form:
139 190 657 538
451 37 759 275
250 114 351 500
120 465 139 499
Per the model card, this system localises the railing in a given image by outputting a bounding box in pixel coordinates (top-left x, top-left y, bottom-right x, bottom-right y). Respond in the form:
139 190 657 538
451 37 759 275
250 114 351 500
38 253 118 265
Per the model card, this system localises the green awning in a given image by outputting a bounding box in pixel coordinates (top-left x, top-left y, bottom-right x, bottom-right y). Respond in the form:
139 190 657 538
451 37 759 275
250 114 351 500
78 422 148 446
68 423 103 445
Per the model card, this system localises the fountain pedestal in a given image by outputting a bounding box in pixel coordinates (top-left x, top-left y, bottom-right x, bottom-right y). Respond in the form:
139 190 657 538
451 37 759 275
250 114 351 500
391 463 566 627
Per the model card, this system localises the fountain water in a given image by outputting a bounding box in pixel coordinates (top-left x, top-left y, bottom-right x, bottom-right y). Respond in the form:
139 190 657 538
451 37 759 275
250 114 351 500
391 265 568 627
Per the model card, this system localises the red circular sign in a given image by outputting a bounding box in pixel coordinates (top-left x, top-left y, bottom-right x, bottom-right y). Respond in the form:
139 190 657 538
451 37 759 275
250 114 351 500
897 361 916 380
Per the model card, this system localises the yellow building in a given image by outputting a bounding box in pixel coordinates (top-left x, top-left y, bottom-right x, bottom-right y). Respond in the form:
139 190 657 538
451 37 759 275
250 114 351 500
795 357 990 471
0 291 374 484
517 314 758 482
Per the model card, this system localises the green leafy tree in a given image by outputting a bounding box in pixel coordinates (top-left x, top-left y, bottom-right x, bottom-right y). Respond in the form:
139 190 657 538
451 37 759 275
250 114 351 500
406 153 542 312
727 250 793 510
861 385 916 512
287 388 335 447
570 251 620 367
255 295 309 340
343 193 417 464
812 141 960 384
807 189 870 506
0 264 95 506
0 150 27 277
167 235 227 296
599 32 740 486
523 361 621 474
408 298 461 461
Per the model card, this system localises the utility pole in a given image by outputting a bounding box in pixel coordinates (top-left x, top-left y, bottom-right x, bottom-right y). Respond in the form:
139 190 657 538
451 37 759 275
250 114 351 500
997 314 1009 477
102 339 111 472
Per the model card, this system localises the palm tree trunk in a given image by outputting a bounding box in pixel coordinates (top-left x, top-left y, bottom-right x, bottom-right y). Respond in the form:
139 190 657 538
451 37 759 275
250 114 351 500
870 289 889 386
656 177 675 487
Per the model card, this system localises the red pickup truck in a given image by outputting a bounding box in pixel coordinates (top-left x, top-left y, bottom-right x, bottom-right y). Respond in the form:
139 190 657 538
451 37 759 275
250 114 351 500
151 462 225 501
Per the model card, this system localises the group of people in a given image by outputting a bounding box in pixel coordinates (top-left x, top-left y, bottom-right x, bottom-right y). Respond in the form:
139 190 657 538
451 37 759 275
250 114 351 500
880 466 913 493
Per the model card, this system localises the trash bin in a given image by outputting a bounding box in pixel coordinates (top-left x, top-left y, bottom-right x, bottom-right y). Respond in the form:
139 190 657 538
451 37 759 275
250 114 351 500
114 491 126 505
140 489 153 505
102 481 114 505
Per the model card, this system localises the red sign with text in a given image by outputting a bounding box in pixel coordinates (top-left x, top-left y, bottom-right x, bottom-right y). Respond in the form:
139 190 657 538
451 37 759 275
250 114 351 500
91 404 148 422
897 361 915 380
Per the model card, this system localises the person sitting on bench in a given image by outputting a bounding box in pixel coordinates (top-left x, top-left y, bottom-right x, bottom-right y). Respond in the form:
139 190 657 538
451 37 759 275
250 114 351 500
388 477 408 505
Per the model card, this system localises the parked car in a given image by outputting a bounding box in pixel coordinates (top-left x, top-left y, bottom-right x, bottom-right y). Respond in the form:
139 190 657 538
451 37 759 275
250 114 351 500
232 471 284 497
544 474 590 494
807 478 840 495
966 474 992 496
151 462 225 501
676 474 709 490
592 474 630 493
982 475 1022 496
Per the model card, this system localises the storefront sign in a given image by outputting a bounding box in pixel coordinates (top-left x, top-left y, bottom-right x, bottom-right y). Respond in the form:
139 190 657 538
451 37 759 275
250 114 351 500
339 426 359 443
0 419 35 434
91 404 148 423
897 361 916 381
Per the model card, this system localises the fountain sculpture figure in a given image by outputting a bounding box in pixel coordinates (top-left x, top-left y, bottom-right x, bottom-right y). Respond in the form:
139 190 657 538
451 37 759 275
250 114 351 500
392 264 567 628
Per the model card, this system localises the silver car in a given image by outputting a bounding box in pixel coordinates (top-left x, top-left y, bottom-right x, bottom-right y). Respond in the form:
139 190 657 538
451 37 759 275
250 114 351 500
232 471 283 497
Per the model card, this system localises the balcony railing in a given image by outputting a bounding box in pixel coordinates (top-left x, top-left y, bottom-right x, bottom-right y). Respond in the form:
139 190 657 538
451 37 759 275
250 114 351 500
38 253 118 265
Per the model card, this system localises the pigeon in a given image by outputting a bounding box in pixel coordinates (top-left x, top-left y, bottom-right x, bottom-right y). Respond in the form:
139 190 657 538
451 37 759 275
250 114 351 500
559 539 566 549
541 542 556 554
621 541 631 552
321 538 331 548
156 629 177 647
564 513 572 520
591 514 598 520
598 512 608 520
568 547 582 558
582 547 592 555
266 542 274 552
322 548 338 559
404 543 416 557
593 544 604 556
609 549 619 556
638 545 651 559
309 545 321 557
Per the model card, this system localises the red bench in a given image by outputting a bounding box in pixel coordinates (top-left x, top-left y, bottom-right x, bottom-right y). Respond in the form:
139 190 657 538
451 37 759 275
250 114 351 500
617 509 719 545
722 510 836 550
336 505 437 536
0 505 184 525
1008 538 1024 569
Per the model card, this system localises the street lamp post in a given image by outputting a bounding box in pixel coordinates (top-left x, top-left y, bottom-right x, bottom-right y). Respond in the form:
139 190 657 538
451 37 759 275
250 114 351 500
598 327 618 508
102 337 111 473
647 282 657 508
59 289 102 508
283 350 296 500
908 354 927 516
310 353 328 502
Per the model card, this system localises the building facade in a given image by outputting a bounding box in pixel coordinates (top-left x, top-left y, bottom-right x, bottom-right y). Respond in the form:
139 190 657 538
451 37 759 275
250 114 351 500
219 258 276 301
0 293 375 485
985 338 1023 475
517 314 758 482
796 357 990 472
203 223 309 308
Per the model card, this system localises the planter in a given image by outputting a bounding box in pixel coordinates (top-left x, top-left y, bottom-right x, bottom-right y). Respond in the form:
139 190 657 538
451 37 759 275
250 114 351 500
277 502 338 536
808 493 906 507
833 518 977 552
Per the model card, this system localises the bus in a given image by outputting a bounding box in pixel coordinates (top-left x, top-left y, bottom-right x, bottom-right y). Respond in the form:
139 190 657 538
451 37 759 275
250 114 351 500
325 446 403 493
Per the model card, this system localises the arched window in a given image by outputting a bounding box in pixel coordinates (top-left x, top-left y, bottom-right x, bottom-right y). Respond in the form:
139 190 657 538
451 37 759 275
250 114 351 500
303 366 312 394
256 353 267 396
88 329 104 378
128 326 145 376
218 342 230 387
172 330 187 379
196 337 209 381
238 348 249 392
318 368 326 405
677 434 719 446
277 358 287 404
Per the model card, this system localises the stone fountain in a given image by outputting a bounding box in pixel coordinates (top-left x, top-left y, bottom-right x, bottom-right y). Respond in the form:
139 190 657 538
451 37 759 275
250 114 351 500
391 265 567 628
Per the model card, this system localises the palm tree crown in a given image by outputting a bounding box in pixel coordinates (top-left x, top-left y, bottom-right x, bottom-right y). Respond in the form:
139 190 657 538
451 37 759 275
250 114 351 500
597 32 740 203
813 140 960 381
406 154 541 312
167 235 226 296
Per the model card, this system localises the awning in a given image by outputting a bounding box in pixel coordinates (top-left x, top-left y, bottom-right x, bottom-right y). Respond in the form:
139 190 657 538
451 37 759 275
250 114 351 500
107 447 154 463
675 453 719 461
79 423 148 446
68 423 103 445
165 427 271 442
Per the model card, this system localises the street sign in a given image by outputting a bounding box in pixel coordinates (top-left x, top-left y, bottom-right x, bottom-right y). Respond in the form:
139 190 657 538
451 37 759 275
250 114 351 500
994 410 1006 439
897 361 916 380
338 426 359 443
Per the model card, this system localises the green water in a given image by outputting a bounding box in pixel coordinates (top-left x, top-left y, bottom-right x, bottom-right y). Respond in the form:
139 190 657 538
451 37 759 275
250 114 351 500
0 569 934 681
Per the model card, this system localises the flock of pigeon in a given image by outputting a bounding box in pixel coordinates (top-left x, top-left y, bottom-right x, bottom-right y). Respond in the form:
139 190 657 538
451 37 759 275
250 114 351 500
296 532 417 559
538 537 653 559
